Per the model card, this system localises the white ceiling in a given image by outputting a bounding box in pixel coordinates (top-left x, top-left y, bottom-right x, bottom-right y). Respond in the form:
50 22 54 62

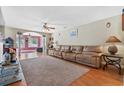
1 6 124 32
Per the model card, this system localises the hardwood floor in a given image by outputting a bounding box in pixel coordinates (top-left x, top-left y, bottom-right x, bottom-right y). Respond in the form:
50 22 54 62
9 52 123 86
71 68 123 86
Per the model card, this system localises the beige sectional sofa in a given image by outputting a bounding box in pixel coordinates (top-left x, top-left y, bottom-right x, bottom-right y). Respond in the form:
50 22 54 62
48 45 102 68
76 46 102 68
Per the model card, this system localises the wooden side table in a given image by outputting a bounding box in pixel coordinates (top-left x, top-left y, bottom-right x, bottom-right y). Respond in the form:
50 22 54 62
102 53 123 74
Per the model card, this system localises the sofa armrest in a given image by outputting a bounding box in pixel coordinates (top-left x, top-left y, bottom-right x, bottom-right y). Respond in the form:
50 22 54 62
92 53 102 57
92 53 102 68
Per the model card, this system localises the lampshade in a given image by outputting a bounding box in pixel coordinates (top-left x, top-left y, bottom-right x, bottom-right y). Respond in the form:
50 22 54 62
106 36 121 43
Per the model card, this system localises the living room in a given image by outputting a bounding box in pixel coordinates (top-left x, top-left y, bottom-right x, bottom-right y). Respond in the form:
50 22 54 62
0 6 124 87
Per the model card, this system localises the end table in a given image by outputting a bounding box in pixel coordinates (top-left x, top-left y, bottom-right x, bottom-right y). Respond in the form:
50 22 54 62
102 53 123 74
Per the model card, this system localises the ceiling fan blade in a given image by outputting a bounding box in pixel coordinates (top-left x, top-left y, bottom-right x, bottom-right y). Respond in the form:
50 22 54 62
48 27 55 29
42 22 55 32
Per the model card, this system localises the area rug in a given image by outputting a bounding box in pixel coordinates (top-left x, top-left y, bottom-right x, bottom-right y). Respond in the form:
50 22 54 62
21 56 89 86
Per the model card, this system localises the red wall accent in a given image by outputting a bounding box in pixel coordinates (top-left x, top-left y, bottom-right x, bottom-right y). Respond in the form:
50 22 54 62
21 35 42 50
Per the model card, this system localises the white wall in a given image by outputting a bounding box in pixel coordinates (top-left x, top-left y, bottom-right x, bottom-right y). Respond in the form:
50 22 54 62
0 7 5 36
0 26 4 36
0 7 5 26
53 15 124 45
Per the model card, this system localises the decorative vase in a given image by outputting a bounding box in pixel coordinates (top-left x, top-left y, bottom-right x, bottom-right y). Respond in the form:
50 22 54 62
108 45 118 55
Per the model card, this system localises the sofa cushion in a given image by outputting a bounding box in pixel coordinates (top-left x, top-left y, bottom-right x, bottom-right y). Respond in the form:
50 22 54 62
54 46 61 51
71 46 83 53
64 46 70 51
83 46 102 53
82 51 102 56
60 46 71 52
60 46 65 52
76 54 91 63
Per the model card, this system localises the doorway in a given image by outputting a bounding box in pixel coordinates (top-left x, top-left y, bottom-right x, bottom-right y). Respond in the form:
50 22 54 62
16 32 42 60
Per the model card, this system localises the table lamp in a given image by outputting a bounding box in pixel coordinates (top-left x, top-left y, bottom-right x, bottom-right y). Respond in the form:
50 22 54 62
106 36 121 55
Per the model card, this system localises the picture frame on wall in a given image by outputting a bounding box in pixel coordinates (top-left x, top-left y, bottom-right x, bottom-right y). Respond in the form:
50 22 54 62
106 22 111 28
69 28 78 39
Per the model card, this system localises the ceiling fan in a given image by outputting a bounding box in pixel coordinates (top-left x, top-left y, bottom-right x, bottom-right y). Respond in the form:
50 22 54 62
43 23 55 31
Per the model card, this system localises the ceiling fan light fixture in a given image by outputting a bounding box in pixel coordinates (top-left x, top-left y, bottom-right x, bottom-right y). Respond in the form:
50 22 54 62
42 22 55 32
